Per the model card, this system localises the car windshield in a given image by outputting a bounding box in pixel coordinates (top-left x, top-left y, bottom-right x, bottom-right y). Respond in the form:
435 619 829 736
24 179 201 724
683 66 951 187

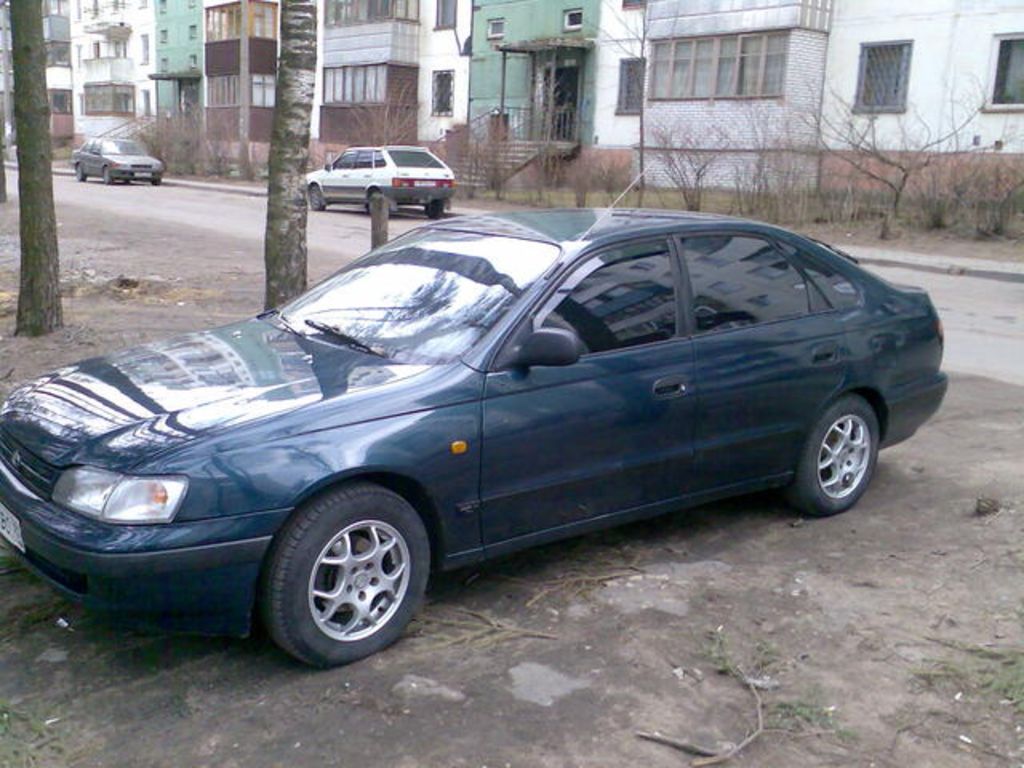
102 140 145 155
281 231 560 365
387 150 445 169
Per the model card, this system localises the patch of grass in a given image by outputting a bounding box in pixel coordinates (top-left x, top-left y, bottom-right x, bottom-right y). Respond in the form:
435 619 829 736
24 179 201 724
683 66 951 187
918 638 1024 713
0 701 65 768
0 596 70 644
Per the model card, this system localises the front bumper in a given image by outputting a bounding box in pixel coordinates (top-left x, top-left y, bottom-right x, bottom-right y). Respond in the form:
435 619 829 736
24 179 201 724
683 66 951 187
110 168 162 182
0 459 287 636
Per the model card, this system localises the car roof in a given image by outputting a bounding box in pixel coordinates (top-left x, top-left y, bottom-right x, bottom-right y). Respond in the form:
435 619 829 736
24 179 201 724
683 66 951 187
344 146 435 152
431 208 764 249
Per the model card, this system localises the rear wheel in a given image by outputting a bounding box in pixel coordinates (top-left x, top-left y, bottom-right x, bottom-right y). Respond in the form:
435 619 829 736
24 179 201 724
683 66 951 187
260 482 430 667
785 395 879 517
150 176 162 186
308 183 326 211
75 163 87 182
425 199 445 220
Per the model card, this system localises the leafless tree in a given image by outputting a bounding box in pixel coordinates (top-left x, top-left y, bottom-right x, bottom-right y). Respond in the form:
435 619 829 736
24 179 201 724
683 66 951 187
650 121 731 211
10 0 61 334
819 89 983 235
349 82 419 146
263 0 316 309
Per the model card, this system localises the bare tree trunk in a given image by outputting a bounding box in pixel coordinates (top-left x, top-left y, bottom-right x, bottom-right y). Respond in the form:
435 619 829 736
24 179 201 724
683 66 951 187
237 0 253 180
262 0 316 310
10 0 61 335
0 7 12 205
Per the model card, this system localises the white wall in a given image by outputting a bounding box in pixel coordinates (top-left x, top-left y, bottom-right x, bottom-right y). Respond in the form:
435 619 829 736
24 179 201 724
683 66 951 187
417 0 472 143
824 0 1024 152
591 0 645 150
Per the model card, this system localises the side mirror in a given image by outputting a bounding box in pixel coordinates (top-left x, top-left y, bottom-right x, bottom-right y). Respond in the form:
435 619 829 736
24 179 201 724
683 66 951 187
510 328 582 369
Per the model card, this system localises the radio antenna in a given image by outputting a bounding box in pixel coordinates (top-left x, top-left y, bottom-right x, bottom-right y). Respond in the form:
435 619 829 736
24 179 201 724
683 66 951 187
577 167 648 241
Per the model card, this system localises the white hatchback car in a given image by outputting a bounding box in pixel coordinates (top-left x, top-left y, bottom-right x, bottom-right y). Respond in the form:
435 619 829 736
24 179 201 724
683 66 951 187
306 146 456 219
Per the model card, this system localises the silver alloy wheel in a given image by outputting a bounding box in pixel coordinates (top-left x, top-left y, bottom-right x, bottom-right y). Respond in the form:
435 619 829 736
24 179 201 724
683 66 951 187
307 519 411 643
817 414 871 500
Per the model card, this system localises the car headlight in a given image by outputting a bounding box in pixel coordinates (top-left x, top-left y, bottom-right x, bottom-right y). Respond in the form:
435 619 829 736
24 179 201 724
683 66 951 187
53 467 188 524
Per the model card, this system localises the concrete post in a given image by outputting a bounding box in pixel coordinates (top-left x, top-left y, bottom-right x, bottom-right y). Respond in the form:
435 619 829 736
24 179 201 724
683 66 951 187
370 194 389 249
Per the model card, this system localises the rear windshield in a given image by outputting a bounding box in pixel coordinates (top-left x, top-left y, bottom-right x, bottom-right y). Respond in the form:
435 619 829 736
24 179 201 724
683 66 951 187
387 150 445 169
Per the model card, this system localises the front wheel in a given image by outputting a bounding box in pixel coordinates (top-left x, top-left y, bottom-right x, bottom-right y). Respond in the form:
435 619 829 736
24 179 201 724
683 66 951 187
785 395 879 517
75 163 87 182
102 166 113 185
150 176 162 186
260 483 430 667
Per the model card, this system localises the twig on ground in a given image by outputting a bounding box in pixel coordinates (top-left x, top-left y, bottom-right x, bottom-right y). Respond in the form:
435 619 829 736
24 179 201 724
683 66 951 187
412 607 558 650
692 684 765 767
635 732 718 757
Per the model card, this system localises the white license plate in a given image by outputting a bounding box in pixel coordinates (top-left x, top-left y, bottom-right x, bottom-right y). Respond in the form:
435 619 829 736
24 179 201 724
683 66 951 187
414 180 437 188
0 500 24 552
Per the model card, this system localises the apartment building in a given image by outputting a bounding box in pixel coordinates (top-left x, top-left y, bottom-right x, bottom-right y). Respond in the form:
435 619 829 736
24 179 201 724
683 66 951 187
0 1 76 146
824 0 1024 154
153 0 204 116
417 0 471 143
70 0 156 140
203 0 278 143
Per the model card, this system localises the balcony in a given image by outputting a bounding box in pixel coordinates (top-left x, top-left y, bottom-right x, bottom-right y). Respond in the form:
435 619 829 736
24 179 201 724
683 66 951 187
83 1 132 39
83 56 135 84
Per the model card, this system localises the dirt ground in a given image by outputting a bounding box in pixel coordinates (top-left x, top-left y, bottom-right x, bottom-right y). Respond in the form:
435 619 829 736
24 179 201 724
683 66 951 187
1 198 1024 768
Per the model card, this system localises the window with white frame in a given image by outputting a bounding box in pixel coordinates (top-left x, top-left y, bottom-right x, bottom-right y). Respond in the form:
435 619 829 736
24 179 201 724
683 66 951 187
487 18 505 40
564 9 583 32
84 84 135 114
324 0 419 26
208 74 239 106
323 64 388 104
432 70 453 115
140 33 149 64
252 74 275 107
650 32 787 100
617 58 644 114
993 37 1024 105
436 0 456 29
854 41 912 112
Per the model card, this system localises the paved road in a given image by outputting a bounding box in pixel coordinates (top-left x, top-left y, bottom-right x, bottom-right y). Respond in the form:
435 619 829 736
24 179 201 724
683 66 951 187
5 170 1022 385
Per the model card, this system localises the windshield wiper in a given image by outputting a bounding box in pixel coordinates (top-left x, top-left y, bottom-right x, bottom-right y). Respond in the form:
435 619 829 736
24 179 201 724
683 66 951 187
303 319 388 358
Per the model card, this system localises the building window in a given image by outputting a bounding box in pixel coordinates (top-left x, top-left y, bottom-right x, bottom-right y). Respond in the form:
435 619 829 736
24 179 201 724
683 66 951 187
42 0 70 16
189 53 198 69
159 0 166 12
436 0 456 29
487 18 505 40
324 0 419 26
48 89 73 114
432 70 453 115
189 24 197 40
563 9 583 32
323 64 388 104
76 44 82 67
993 37 1024 105
855 41 912 112
251 2 277 38
45 42 71 67
650 32 787 100
617 58 644 114
206 3 240 41
140 33 149 64
159 28 168 44
84 84 135 114
252 74 276 107
622 0 645 8
142 89 151 116
159 56 168 72
208 74 239 106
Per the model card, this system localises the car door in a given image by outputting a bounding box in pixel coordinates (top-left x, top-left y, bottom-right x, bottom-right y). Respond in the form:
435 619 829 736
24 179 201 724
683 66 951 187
677 231 847 490
480 239 697 547
322 151 355 202
82 141 99 174
352 150 375 198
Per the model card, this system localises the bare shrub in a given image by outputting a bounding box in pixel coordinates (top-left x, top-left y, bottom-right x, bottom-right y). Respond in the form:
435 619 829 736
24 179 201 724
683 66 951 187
592 153 633 204
650 122 728 211
136 114 203 175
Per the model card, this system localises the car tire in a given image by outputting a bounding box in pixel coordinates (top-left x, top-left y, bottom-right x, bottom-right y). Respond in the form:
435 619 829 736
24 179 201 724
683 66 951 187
102 166 113 186
260 482 430 668
308 184 326 211
75 163 87 182
426 199 445 220
785 395 879 518
151 177 162 186
365 189 383 215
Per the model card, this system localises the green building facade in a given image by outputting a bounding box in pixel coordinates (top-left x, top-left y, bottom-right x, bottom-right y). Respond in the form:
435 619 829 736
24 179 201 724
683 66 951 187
469 0 602 145
153 0 204 117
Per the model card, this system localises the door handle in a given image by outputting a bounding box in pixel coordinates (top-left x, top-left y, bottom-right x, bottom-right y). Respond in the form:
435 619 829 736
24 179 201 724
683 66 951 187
653 376 688 399
812 343 840 365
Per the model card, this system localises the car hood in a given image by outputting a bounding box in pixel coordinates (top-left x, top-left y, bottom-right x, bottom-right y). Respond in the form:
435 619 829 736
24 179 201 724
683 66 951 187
0 318 433 469
110 153 160 166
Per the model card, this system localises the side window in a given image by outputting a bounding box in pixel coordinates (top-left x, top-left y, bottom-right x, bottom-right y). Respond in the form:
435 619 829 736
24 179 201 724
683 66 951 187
538 241 677 355
355 150 374 169
777 241 863 311
681 235 810 333
373 150 386 168
334 152 356 170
